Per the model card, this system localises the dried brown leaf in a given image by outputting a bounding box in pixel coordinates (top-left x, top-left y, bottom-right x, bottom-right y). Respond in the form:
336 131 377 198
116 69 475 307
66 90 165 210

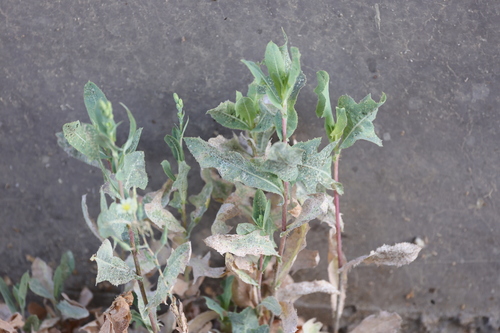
279 302 298 333
277 224 309 286
0 319 16 333
277 280 339 304
79 286 94 308
7 313 23 329
39 317 60 330
187 311 218 333
290 249 319 274
99 291 133 333
349 311 402 333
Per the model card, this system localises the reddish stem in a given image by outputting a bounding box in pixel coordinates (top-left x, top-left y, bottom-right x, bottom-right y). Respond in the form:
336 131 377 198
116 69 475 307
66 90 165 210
333 154 344 268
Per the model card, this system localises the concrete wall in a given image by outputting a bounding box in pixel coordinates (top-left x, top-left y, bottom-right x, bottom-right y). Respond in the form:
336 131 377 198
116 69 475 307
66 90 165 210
1 0 499 330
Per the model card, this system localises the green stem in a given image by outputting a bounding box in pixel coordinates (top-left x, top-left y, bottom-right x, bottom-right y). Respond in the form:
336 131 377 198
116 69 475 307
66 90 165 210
333 154 344 268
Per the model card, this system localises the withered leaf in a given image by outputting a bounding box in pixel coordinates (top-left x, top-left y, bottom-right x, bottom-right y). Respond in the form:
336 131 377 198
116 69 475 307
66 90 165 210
204 230 278 257
189 253 225 282
276 280 338 304
99 292 133 333
350 311 402 333
341 242 422 274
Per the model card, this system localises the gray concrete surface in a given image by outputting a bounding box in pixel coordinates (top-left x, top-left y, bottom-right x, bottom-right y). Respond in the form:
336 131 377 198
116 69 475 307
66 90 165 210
1 0 499 331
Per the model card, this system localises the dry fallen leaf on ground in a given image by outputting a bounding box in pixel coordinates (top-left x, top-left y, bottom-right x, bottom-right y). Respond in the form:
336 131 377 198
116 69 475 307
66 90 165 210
98 291 133 333
349 311 402 333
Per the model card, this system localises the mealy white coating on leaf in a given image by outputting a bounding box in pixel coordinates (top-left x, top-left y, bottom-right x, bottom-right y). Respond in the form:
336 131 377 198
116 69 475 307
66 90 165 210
115 151 148 190
204 230 278 257
147 242 192 310
90 239 138 286
284 193 329 235
276 280 339 303
144 189 185 233
341 242 422 274
280 301 298 333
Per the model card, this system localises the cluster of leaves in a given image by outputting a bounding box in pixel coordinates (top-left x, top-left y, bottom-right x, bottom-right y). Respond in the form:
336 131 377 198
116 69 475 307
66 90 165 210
0 251 92 333
0 33 422 333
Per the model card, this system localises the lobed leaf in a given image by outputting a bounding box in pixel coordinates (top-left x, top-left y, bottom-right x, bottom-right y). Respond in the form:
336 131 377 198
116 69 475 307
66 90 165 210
263 142 303 182
207 101 251 131
144 190 185 233
185 137 283 196
90 239 139 286
188 252 225 282
294 138 342 194
338 93 386 149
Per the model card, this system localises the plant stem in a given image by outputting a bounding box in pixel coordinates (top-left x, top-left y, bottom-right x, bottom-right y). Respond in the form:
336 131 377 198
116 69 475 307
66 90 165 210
273 115 289 291
333 153 344 268
127 225 158 333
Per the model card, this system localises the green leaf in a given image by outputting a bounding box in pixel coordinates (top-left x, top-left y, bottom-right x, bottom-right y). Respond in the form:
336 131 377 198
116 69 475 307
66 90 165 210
332 107 348 143
29 258 55 301
97 202 131 240
286 47 302 94
23 315 40 332
83 81 109 133
13 271 30 314
172 160 190 204
260 296 282 316
252 107 275 133
56 299 89 319
294 138 341 194
189 181 213 230
56 132 101 168
228 307 269 333
241 60 282 109
252 189 267 227
144 190 185 233
0 276 17 313
265 41 286 97
63 121 100 161
207 101 251 131
204 230 278 257
314 71 335 136
120 103 140 153
90 239 139 286
147 242 191 311
338 93 386 149
53 251 75 300
219 275 234 310
236 223 260 235
185 137 283 196
165 134 185 162
204 297 226 319
235 97 258 127
263 142 303 182
116 151 148 190
161 160 176 181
